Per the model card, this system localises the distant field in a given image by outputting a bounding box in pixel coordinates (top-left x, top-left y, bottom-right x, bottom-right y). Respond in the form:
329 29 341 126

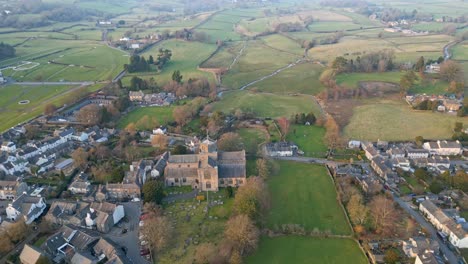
260 34 304 56
247 236 367 264
117 106 174 129
307 21 363 32
213 91 320 118
122 39 217 86
267 161 351 235
286 125 327 157
222 40 301 89
411 22 450 32
452 41 468 60
200 41 244 69
336 72 449 94
344 100 468 141
248 63 326 95
1 40 128 82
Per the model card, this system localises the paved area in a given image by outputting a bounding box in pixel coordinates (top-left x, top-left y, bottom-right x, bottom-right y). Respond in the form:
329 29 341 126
393 195 460 264
105 202 150 264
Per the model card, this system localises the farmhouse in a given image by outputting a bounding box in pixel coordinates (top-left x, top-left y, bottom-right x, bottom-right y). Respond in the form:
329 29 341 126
129 90 145 101
6 193 46 224
164 137 246 191
423 140 462 156
419 200 468 248
264 142 297 157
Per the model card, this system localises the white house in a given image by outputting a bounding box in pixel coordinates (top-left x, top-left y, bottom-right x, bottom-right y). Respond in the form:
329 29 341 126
1 141 16 152
72 131 89 142
423 141 462 156
6 194 46 224
130 43 140 49
0 181 28 200
264 142 296 157
153 126 167 135
348 140 361 149
406 148 430 159
0 159 29 175
17 146 40 160
419 200 468 248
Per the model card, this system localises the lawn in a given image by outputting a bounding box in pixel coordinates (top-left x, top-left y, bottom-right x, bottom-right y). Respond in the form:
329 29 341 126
286 125 327 157
344 100 468 141
117 106 174 129
247 236 367 264
267 161 352 235
248 63 326 95
213 91 320 118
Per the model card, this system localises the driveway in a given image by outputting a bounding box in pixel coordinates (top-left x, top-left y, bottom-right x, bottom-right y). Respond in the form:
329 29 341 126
105 202 150 264
393 195 460 264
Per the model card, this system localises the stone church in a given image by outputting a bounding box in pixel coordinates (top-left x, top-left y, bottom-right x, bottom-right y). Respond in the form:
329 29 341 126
164 137 246 191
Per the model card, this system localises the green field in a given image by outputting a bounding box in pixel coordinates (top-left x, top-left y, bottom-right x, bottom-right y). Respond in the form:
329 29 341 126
238 127 267 155
344 100 468 141
248 63 326 95
200 41 245 69
452 41 468 60
213 91 320 118
286 125 327 157
0 84 104 132
247 236 367 264
117 106 175 129
307 21 363 32
122 39 217 86
267 161 351 235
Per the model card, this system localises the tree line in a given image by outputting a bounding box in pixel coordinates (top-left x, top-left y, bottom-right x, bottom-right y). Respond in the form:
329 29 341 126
124 49 172 73
0 42 15 60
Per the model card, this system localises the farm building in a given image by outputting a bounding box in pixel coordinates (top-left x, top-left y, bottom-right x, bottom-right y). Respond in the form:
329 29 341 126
264 142 297 157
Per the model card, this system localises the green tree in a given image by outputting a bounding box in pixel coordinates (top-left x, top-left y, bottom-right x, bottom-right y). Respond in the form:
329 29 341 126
454 122 463 133
415 136 424 147
142 179 165 204
256 159 270 180
414 56 425 72
172 70 183 83
148 55 154 64
414 168 429 181
172 145 187 154
331 56 349 73
384 249 400 264
399 71 418 95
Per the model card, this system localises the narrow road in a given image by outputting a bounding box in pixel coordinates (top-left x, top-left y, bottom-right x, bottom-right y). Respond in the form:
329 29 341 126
393 195 459 264
443 41 460 61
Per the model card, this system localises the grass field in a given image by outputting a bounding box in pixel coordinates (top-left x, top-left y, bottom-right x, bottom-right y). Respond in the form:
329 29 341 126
247 63 326 95
238 127 267 155
117 106 174 129
0 84 104 132
344 100 468 141
247 236 367 264
286 125 327 157
213 91 320 118
452 41 468 60
307 21 363 32
222 40 301 89
122 39 217 86
200 42 244 69
267 161 351 235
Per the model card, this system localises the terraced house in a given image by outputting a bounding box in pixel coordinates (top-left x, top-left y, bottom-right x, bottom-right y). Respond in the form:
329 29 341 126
164 137 246 191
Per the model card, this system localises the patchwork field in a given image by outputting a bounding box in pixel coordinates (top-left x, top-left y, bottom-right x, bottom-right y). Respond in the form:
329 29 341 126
213 91 320 118
247 236 367 264
344 100 468 141
200 41 245 69
267 161 351 235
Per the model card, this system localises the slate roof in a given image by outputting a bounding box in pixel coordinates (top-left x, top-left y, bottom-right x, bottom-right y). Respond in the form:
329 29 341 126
168 154 199 163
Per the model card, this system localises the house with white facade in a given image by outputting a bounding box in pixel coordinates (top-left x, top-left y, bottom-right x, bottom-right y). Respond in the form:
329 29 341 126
423 141 462 156
71 131 89 142
0 181 28 200
1 141 16 152
407 148 430 159
68 181 90 194
419 200 468 248
264 142 297 157
6 193 46 224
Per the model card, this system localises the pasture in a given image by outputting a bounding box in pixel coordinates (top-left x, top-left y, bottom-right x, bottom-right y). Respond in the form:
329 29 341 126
124 39 217 85
238 127 268 155
343 100 468 141
117 106 174 129
267 161 351 235
213 91 320 118
248 63 326 95
200 41 245 69
286 125 327 157
0 84 87 132
247 236 367 264
222 40 301 89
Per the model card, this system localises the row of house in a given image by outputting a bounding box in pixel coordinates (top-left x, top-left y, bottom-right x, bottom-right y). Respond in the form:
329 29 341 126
419 200 468 248
129 90 176 106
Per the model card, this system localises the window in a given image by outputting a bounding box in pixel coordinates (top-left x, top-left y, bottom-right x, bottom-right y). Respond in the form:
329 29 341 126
228 179 233 184
188 165 190 168
206 182 211 189
178 165 181 168
175 178 179 183
183 178 186 183
219 179 224 184
238 179 243 184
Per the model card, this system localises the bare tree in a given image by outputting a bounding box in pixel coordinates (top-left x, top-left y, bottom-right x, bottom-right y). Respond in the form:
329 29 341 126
276 117 290 141
233 177 270 220
141 215 173 254
72 147 89 170
347 193 368 225
151 134 168 150
194 243 217 264
76 104 103 125
225 214 260 256
44 103 57 116
440 60 463 82
217 132 243 151
369 195 398 236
